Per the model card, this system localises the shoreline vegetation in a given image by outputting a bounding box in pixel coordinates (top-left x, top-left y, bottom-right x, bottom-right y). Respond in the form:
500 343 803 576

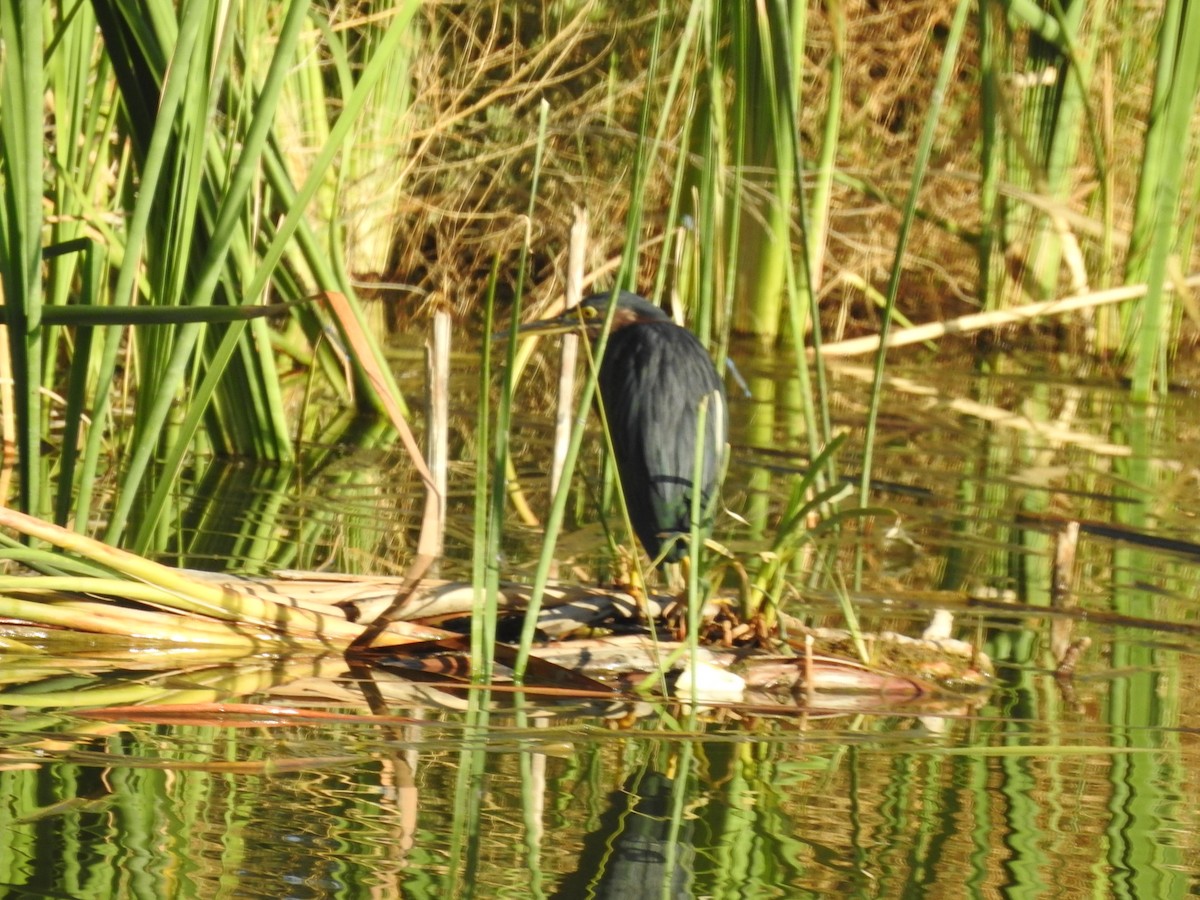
0 2 1196 685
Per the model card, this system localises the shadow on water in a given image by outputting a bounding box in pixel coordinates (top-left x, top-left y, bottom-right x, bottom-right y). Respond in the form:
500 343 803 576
4 346 1200 896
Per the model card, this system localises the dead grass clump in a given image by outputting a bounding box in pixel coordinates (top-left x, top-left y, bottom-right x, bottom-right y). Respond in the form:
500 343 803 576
307 3 689 330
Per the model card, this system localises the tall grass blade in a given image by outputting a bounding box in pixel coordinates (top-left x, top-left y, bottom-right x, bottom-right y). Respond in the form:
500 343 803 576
857 0 972 520
505 100 553 680
473 257 501 682
0 2 46 516
1127 0 1200 398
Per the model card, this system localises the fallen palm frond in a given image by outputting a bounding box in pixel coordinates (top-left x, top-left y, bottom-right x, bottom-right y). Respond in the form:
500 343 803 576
0 502 996 716
0 506 449 651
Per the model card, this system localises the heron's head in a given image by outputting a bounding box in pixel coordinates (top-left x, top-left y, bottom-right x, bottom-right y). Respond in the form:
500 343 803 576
515 291 671 338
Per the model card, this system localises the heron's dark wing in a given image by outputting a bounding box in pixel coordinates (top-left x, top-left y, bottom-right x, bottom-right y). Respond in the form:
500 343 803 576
598 321 727 564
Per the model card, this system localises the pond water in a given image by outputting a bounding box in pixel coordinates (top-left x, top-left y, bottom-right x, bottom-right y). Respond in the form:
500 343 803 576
2 339 1200 898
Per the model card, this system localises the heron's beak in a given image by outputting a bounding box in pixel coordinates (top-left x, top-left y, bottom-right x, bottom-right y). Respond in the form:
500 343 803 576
494 308 585 341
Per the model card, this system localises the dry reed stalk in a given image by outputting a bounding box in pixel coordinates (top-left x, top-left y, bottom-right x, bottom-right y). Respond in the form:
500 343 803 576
821 272 1200 357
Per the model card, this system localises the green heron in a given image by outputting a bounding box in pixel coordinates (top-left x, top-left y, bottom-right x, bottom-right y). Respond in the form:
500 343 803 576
519 290 727 566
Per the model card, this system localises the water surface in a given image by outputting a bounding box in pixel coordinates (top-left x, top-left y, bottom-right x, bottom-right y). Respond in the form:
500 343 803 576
2 343 1199 897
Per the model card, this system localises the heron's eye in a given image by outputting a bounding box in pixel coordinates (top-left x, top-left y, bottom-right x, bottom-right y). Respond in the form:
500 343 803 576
581 306 599 319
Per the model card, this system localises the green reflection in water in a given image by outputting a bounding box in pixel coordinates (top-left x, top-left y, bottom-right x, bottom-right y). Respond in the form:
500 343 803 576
1 684 1197 897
